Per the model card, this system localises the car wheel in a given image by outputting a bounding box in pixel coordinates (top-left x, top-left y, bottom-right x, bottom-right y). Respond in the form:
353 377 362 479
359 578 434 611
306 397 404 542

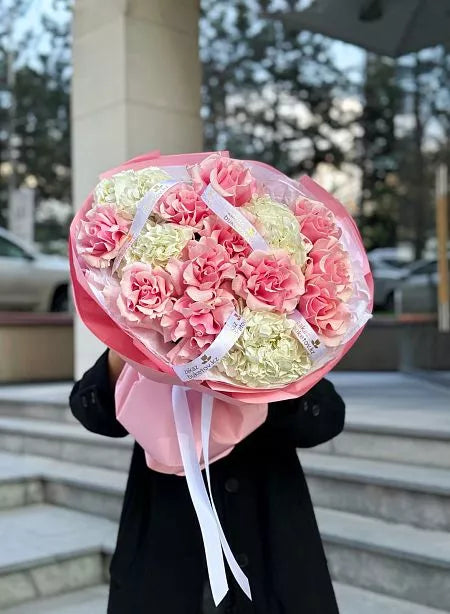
51 285 69 312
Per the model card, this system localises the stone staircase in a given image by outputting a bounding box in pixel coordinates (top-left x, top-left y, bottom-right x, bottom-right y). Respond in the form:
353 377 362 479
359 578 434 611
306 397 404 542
0 379 449 613
0 397 124 612
300 398 450 613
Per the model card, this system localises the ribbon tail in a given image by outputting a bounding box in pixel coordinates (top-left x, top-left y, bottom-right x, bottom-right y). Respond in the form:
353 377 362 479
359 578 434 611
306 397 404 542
172 386 228 606
201 393 252 601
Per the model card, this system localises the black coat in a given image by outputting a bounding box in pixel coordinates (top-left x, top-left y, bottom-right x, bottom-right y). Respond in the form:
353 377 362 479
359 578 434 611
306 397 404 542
70 351 345 614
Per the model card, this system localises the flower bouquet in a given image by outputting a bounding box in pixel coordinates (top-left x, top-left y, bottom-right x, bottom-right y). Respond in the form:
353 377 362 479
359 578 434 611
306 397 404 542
70 150 373 604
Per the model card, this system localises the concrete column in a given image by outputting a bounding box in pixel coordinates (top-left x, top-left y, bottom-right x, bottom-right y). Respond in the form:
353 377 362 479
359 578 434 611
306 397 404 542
72 0 202 378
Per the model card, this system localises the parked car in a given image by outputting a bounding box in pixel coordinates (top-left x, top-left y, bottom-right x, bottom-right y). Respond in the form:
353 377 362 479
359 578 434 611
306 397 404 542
368 249 411 310
0 227 69 312
398 259 449 314
368 247 413 270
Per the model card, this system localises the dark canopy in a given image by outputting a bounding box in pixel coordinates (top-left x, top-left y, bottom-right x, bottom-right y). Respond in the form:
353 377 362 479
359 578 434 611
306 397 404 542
277 0 450 57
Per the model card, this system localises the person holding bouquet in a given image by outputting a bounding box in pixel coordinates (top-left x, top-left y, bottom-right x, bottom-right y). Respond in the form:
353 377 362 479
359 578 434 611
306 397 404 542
71 347 345 614
69 151 372 613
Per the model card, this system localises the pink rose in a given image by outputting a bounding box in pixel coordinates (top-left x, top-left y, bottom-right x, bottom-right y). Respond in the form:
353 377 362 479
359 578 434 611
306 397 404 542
166 237 235 292
299 277 351 346
294 197 342 244
162 286 235 363
306 237 353 301
200 215 252 264
167 335 213 365
117 262 180 326
78 205 130 268
294 197 323 218
232 250 305 313
188 153 257 207
155 183 209 228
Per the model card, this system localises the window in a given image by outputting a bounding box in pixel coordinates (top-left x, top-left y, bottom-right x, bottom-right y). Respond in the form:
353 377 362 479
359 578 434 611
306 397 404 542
0 236 30 259
383 259 409 269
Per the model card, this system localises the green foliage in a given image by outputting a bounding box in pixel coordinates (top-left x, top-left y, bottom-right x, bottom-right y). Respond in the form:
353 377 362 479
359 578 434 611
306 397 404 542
200 0 357 177
395 48 450 259
357 54 401 250
357 47 450 256
0 0 72 236
1 0 447 261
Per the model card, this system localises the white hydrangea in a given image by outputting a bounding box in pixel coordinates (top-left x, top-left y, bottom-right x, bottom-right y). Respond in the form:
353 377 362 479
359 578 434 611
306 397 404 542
217 307 312 387
94 166 171 219
113 167 171 219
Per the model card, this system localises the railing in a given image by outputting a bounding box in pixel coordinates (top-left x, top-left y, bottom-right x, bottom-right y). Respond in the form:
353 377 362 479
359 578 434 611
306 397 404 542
0 312 73 326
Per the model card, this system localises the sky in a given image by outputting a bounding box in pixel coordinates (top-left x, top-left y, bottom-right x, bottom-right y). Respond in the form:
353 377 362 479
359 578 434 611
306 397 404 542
8 0 71 65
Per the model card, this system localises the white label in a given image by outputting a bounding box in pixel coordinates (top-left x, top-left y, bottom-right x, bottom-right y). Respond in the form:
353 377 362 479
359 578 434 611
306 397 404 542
289 310 328 361
173 311 246 381
112 180 178 274
201 184 270 252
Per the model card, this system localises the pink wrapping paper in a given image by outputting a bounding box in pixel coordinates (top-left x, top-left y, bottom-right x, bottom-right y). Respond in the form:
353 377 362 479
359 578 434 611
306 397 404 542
116 364 268 475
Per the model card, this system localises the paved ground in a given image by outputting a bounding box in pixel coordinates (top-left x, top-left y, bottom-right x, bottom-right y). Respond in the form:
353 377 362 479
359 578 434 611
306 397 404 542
328 371 450 434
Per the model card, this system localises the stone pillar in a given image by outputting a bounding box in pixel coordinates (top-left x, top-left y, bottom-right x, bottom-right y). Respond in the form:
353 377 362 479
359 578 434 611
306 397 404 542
72 0 202 377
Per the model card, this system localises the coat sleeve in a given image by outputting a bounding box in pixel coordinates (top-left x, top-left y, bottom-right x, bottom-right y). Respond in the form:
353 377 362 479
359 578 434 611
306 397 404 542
266 378 345 448
69 350 128 438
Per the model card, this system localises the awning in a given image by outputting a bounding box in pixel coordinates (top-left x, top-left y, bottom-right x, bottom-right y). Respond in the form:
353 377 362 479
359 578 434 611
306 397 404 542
276 0 450 57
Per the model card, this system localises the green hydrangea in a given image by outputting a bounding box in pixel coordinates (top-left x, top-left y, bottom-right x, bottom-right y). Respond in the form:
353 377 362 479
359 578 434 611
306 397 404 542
244 195 310 266
217 308 312 387
124 223 193 268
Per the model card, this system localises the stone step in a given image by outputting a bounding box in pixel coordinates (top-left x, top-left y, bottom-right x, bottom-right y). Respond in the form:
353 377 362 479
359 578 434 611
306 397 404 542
301 452 450 531
325 373 450 469
0 451 126 520
334 583 448 614
316 418 450 469
0 382 71 421
0 504 117 609
0 402 72 423
0 382 71 407
2 583 447 614
317 507 450 611
2 408 450 481
2 585 108 614
0 416 132 471
7 447 450 536
2 451 449 610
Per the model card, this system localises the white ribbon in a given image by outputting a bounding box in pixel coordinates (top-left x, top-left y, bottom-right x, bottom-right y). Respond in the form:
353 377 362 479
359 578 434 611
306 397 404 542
173 310 246 382
201 184 270 252
112 180 179 274
172 386 228 605
172 387 251 606
289 310 328 361
201 394 252 600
